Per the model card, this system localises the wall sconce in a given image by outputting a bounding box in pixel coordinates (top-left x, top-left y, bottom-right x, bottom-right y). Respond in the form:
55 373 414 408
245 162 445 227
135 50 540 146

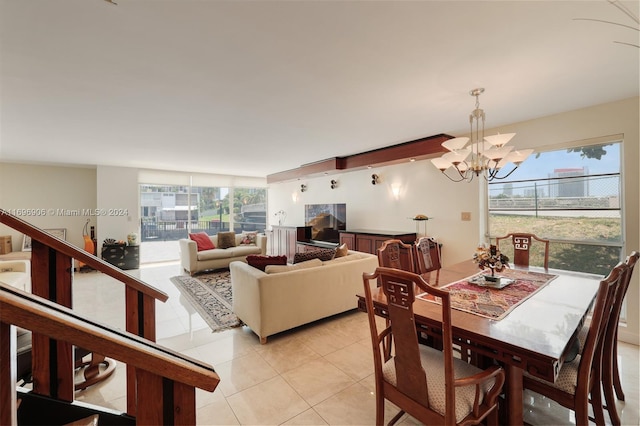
391 183 401 200
300 184 307 192
371 174 380 185
291 192 298 203
330 179 338 189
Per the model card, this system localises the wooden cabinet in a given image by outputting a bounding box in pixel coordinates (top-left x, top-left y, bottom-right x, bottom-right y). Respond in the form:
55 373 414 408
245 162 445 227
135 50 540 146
0 236 12 254
101 244 140 270
339 230 416 255
268 226 311 260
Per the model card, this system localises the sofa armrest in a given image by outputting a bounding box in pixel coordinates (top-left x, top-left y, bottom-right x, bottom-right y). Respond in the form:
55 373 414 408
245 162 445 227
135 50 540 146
230 261 267 340
179 239 198 273
256 233 267 255
0 261 28 273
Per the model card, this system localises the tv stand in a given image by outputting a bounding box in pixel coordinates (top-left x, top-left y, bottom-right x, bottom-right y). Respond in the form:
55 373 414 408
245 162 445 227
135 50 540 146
339 229 416 255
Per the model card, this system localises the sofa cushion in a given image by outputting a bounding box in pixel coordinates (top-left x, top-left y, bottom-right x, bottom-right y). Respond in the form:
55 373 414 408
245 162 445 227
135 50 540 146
217 232 236 249
189 232 215 251
247 255 288 271
227 245 263 257
293 248 336 264
240 232 258 246
265 258 322 274
197 248 237 261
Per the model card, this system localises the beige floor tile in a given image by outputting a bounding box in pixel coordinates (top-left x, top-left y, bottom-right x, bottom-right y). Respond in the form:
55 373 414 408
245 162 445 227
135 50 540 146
281 408 328 425
197 397 240 425
215 351 279 397
192 331 259 366
313 381 400 425
324 341 374 381
255 337 321 374
226 376 310 425
282 358 356 406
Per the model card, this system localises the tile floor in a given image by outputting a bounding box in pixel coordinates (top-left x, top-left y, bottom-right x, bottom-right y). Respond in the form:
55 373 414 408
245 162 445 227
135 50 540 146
70 261 639 425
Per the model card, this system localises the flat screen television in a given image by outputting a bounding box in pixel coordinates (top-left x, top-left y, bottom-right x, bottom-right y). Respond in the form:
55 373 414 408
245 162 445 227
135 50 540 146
304 203 346 244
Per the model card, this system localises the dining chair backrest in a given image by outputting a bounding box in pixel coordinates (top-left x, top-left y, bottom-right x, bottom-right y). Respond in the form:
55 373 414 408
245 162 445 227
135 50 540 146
414 236 442 274
599 250 638 424
523 260 628 425
362 267 505 425
495 232 549 269
377 239 416 273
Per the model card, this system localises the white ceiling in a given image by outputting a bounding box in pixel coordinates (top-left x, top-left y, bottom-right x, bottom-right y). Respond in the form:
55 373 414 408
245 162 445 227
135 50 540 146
1 0 638 178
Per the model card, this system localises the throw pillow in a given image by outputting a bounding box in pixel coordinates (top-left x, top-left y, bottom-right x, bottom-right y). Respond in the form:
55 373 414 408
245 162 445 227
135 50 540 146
217 231 236 249
335 243 349 258
293 248 336 264
246 255 287 271
240 232 258 246
189 232 215 251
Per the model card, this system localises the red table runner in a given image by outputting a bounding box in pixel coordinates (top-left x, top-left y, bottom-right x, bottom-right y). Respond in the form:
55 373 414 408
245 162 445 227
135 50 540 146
418 268 558 320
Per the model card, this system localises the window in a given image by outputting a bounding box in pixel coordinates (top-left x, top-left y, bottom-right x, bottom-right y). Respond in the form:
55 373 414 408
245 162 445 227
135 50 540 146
488 141 622 276
139 182 267 264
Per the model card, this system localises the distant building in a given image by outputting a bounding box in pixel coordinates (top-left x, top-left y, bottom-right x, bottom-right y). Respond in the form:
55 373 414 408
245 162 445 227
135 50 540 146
140 192 199 221
549 167 589 197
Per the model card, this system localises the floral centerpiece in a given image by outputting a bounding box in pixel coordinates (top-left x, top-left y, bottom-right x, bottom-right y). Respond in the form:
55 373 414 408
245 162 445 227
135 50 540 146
473 244 510 280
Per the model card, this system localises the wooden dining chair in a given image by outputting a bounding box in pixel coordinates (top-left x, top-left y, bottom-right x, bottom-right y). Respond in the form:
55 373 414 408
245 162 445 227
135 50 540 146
362 267 505 425
495 232 549 269
414 236 441 274
523 260 629 426
576 250 638 424
377 239 416 273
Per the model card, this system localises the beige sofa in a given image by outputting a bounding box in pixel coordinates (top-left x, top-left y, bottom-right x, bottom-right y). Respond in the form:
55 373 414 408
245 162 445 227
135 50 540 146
179 233 267 275
0 260 31 292
230 251 379 343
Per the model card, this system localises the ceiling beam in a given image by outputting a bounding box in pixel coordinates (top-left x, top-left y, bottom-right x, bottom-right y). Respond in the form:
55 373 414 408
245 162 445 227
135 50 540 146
266 133 453 184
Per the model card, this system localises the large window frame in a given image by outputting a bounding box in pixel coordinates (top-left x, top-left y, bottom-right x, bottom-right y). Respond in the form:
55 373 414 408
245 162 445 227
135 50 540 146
487 138 624 276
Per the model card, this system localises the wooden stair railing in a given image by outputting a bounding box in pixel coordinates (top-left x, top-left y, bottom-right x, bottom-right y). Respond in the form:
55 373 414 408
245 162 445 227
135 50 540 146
0 210 169 416
1 283 219 425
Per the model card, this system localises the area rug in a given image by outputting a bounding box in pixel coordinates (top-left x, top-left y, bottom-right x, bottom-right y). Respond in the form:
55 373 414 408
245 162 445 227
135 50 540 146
170 270 242 333
418 269 558 320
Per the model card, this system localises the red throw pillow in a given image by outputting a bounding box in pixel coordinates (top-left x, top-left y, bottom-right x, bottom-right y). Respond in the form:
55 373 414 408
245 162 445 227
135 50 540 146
189 232 215 251
246 255 288 271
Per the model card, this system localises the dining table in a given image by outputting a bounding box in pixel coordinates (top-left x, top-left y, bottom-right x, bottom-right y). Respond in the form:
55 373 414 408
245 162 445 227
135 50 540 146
356 259 602 425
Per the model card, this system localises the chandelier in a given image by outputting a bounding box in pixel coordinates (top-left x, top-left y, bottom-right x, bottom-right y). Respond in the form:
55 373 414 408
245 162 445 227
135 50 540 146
431 88 533 182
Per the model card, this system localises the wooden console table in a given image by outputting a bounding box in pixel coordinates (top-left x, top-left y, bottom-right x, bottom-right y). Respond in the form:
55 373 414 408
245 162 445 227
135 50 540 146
339 229 416 255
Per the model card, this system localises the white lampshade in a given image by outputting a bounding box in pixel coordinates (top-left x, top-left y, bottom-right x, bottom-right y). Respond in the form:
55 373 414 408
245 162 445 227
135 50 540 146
431 157 453 171
442 137 470 152
509 149 534 165
443 149 470 165
484 133 516 147
482 145 513 161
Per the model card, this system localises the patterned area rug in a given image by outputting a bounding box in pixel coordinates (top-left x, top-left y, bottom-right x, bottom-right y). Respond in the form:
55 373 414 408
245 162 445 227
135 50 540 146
418 269 558 320
170 270 242 333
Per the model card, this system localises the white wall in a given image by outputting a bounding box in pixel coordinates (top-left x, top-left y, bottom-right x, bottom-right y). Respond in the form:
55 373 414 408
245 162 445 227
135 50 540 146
96 165 140 252
0 163 97 261
268 159 480 267
267 97 640 344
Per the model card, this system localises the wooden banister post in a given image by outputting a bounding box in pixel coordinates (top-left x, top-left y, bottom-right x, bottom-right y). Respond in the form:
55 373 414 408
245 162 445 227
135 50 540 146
125 288 157 416
0 322 18 426
30 240 75 401
136 369 196 425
